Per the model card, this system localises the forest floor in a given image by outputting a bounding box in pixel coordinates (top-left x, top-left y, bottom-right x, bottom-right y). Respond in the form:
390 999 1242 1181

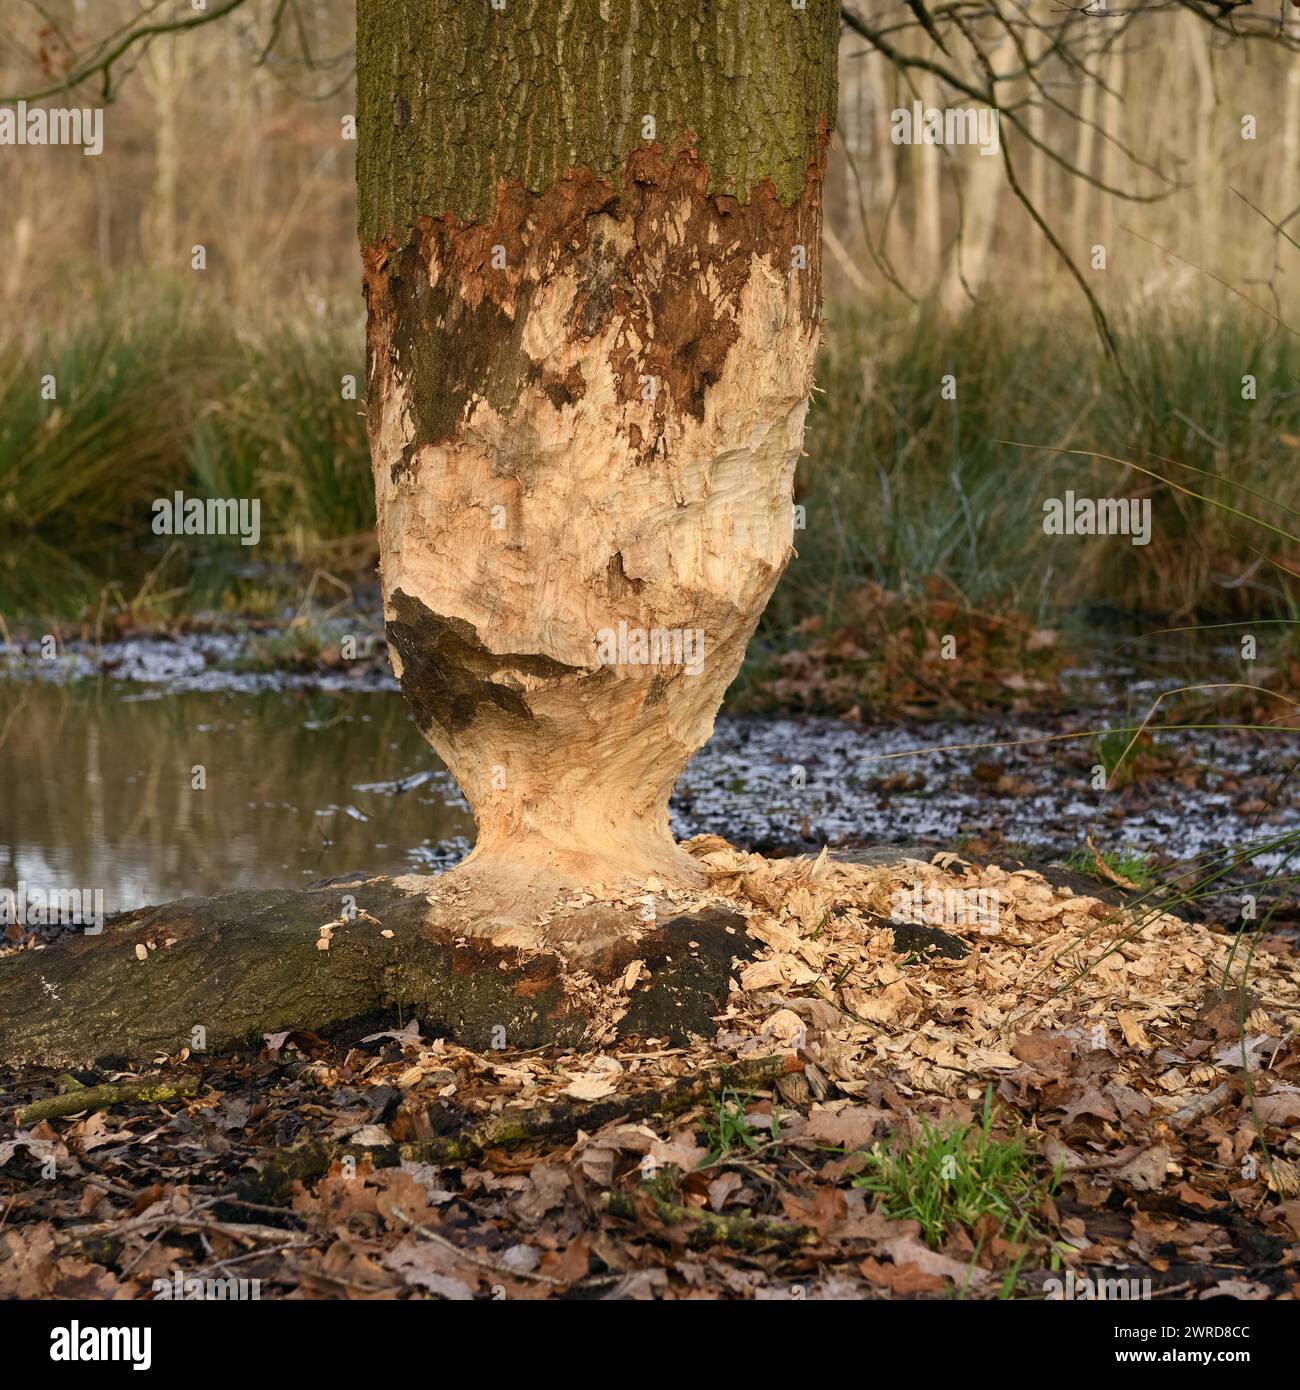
3 594 1298 1301
2 844 1298 1301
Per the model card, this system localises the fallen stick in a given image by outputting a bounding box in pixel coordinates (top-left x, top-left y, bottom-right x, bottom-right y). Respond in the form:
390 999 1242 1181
58 1202 313 1247
17 1075 200 1126
600 1192 817 1251
390 1205 570 1287
231 1053 797 1202
1170 1081 1234 1127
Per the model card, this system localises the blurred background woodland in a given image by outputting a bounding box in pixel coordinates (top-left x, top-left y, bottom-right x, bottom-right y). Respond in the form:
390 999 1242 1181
1 0 1299 712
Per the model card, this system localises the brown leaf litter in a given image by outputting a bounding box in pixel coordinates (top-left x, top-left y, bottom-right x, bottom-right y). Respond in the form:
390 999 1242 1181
2 837 1298 1300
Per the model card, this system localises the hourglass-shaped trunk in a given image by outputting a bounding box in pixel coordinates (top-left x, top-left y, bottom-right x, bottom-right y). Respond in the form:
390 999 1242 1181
358 0 839 919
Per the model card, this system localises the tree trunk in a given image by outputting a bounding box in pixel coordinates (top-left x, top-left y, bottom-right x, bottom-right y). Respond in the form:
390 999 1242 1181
1099 39 1124 256
357 0 839 929
911 73 943 288
0 4 841 1067
0 879 755 1067
1071 72 1098 257
938 28 1015 317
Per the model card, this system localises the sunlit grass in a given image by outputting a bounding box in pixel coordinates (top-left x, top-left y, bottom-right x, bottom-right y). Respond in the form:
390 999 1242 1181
752 298 1300 708
852 1089 1058 1249
1062 843 1158 889
3 282 1297 693
0 276 369 564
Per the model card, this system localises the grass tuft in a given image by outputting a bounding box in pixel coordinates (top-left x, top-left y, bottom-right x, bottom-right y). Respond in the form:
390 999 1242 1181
853 1089 1058 1248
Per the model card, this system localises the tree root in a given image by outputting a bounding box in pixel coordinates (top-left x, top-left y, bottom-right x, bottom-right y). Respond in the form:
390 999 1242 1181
16 1075 201 1126
0 878 757 1066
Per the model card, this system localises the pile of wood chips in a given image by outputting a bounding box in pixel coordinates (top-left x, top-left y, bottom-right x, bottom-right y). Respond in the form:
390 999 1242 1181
672 838 1297 1117
5 836 1298 1300
453 836 1297 1155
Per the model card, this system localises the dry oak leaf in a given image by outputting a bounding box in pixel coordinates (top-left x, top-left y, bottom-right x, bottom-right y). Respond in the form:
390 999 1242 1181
1061 1087 1119 1124
778 1185 849 1236
707 1171 745 1213
801 1104 889 1151
878 1233 990 1287
565 1074 618 1102
1253 1091 1300 1127
1011 1031 1074 1071
1042 1135 1091 1173
1113 1143 1173 1192
381 1240 475 1300
858 1255 946 1295
512 1165 572 1223
1198 1280 1270 1300
1173 1182 1223 1212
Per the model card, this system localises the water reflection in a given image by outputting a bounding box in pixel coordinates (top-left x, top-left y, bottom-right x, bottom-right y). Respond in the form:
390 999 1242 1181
0 680 472 915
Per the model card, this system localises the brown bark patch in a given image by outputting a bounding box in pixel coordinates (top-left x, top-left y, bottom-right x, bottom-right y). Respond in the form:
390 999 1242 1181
605 551 645 599
386 589 587 736
532 360 587 410
363 139 825 475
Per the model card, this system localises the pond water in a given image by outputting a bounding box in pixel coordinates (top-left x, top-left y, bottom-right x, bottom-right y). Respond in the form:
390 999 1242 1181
2 637 1298 921
0 682 470 915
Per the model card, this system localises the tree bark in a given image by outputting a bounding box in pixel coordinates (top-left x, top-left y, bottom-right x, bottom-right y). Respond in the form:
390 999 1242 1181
0 878 756 1067
356 1 839 926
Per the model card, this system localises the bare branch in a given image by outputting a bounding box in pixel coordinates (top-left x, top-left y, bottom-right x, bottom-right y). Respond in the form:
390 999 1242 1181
1 0 251 104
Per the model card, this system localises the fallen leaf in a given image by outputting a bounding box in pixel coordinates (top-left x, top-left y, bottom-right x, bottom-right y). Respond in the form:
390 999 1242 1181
707 1171 744 1213
1113 1143 1172 1192
879 1234 989 1287
802 1105 888 1151
565 1074 617 1101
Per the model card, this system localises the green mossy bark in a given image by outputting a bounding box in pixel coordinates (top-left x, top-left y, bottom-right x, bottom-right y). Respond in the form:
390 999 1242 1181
356 0 840 239
601 1192 817 1250
0 882 753 1067
0 882 586 1066
16 1076 202 1126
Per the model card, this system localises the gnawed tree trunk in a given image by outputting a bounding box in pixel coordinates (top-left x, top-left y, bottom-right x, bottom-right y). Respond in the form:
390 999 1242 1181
0 2 840 1065
358 0 839 931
